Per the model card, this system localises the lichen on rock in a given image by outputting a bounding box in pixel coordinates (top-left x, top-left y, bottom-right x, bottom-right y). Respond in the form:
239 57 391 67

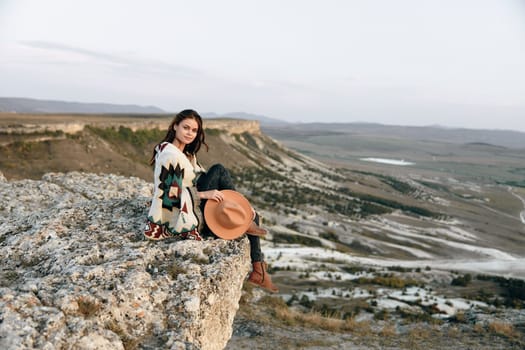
0 172 251 350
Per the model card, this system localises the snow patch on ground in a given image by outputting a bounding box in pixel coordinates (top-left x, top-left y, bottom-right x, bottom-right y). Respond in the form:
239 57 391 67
385 234 432 249
387 286 488 316
282 287 374 302
361 217 514 260
307 270 372 282
380 241 434 259
284 283 491 318
263 241 525 279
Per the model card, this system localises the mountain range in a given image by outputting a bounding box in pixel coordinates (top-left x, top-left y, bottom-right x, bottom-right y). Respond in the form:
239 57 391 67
3 96 524 149
0 97 165 114
0 97 287 124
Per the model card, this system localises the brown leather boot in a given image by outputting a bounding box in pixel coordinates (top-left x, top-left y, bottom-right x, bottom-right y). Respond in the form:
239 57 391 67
248 261 279 293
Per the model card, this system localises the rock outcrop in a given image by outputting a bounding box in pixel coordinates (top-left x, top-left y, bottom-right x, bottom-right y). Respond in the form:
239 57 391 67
203 119 261 135
0 172 251 350
0 115 261 136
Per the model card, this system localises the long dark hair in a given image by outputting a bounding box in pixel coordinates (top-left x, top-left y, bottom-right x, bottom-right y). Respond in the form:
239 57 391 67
150 109 208 165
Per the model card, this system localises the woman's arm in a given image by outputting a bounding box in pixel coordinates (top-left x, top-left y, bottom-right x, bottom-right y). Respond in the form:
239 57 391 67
198 189 224 202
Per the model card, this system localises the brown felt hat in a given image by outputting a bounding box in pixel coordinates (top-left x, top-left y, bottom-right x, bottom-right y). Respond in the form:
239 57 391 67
204 190 253 240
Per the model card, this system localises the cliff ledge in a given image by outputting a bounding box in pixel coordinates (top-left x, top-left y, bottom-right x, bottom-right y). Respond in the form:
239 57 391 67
0 172 251 350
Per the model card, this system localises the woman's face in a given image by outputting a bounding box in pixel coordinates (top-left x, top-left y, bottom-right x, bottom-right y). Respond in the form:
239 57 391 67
173 117 199 147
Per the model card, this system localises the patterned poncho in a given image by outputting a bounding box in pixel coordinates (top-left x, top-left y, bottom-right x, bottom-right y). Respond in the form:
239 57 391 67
144 142 205 240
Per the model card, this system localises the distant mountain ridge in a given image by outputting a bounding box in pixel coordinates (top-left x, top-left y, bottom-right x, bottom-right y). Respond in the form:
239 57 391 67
0 97 287 125
263 122 525 149
3 97 523 148
0 97 165 114
203 111 287 125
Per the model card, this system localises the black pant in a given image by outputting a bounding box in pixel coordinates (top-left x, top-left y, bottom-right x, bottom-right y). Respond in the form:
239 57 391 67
197 164 263 262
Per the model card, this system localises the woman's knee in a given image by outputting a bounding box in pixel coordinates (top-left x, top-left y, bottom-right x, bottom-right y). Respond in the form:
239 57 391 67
204 163 235 190
208 163 227 174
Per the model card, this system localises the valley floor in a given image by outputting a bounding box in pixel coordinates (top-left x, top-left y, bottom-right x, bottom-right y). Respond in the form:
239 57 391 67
227 315 525 350
226 270 525 350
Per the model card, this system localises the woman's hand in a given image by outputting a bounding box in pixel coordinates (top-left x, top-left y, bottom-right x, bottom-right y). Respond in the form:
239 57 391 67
198 190 224 202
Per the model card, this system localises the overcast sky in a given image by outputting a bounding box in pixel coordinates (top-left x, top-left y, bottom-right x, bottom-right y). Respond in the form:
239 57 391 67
1 0 524 131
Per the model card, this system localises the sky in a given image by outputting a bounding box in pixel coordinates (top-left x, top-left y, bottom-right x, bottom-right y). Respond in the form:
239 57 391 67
1 0 525 131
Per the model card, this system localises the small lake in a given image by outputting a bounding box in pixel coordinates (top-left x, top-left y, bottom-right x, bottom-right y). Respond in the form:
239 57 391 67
360 157 415 166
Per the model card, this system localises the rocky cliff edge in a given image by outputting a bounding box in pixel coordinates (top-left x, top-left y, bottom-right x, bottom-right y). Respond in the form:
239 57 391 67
0 172 251 350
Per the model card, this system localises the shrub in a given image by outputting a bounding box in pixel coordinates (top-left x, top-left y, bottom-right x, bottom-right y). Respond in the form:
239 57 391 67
374 309 390 320
449 312 467 323
319 230 340 242
387 265 412 273
488 321 518 338
396 308 443 324
348 240 374 254
478 275 525 301
379 323 397 337
380 176 415 195
260 295 289 309
451 274 472 286
299 295 314 308
241 132 259 149
86 125 164 151
341 264 368 274
204 128 223 136
356 276 420 289
272 233 322 247
286 294 299 306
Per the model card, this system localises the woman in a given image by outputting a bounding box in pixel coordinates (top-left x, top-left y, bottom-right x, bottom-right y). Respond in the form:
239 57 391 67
144 109 278 293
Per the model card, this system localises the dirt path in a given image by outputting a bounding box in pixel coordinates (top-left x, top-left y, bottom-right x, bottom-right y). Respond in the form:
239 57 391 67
508 186 525 225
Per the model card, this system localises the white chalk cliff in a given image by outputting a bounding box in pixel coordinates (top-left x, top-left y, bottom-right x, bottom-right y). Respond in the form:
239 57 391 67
0 172 250 350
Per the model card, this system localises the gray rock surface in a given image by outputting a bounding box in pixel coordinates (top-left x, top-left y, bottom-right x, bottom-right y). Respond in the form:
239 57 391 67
0 172 250 350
